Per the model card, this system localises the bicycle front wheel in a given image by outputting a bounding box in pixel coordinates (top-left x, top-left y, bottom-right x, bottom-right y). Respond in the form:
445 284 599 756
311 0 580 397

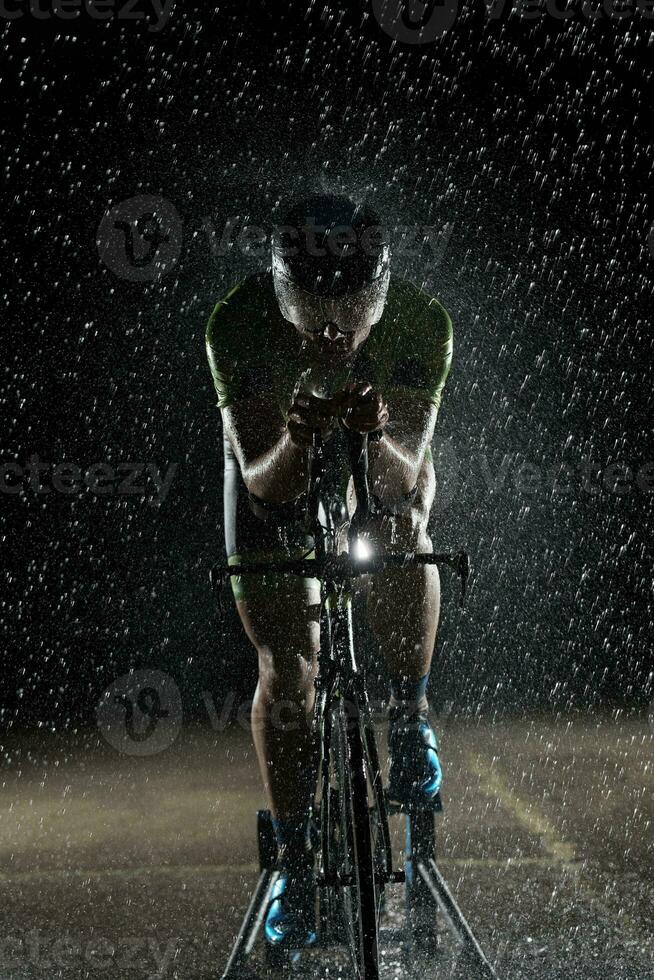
335 697 381 979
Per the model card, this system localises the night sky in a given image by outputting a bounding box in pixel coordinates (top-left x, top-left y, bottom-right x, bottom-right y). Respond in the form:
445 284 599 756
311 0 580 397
2 2 652 730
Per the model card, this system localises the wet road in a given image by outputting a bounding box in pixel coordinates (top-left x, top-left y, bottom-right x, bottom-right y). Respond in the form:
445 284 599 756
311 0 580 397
1 713 652 979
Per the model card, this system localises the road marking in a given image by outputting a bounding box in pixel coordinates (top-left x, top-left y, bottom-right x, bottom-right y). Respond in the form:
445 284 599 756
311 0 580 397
464 751 576 864
0 863 261 882
0 856 569 883
463 749 652 952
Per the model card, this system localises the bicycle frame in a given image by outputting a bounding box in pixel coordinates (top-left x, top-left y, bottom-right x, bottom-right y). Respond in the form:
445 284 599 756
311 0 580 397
313 565 398 888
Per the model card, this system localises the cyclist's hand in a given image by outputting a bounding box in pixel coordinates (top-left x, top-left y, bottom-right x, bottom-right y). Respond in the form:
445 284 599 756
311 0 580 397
337 382 389 435
287 390 338 447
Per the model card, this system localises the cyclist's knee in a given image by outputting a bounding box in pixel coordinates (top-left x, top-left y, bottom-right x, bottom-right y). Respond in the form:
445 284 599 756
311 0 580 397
257 644 317 699
350 457 434 552
364 505 431 553
234 590 319 698
236 589 319 644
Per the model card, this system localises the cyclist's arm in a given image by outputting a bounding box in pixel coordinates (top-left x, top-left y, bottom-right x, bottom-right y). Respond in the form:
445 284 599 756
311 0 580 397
222 396 309 504
369 392 437 500
367 298 452 501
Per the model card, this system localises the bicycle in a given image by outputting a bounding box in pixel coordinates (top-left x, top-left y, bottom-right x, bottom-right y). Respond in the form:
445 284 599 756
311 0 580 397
212 428 498 979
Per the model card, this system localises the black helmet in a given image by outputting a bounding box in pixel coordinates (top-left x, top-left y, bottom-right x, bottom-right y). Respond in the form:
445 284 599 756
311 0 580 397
272 194 391 330
272 194 390 296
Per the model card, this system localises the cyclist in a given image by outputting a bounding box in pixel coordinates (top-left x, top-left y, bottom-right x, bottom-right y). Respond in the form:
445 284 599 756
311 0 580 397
205 194 453 952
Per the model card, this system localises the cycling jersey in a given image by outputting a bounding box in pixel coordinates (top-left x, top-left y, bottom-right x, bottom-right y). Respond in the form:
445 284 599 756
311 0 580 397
206 271 453 602
206 272 453 418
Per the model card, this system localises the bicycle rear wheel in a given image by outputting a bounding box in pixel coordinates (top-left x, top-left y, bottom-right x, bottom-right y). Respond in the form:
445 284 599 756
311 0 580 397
332 696 381 979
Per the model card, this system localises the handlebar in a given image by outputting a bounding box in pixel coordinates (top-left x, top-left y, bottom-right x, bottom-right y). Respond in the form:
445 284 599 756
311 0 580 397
211 423 470 617
210 549 470 617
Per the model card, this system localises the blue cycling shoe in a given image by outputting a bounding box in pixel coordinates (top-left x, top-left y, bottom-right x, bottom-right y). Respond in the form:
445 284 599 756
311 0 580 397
264 851 317 951
388 705 442 807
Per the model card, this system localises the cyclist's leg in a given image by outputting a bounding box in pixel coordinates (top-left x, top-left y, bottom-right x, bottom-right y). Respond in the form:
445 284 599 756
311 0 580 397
237 591 320 820
354 458 444 804
223 434 321 822
236 580 321 950
356 456 440 686
223 437 321 949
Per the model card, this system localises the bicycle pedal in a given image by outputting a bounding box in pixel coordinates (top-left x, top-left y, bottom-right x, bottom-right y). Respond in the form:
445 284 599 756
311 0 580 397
386 869 406 884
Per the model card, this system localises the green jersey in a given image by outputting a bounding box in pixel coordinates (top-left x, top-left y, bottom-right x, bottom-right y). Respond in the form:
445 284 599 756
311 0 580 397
206 272 453 424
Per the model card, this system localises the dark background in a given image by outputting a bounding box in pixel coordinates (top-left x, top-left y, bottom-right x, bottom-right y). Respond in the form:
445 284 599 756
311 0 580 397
1 1 652 732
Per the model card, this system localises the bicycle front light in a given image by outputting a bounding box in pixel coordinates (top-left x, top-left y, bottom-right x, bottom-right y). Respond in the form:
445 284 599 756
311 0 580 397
353 537 373 561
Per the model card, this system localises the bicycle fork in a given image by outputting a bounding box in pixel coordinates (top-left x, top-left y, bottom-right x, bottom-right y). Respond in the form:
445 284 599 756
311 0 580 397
316 592 400 891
